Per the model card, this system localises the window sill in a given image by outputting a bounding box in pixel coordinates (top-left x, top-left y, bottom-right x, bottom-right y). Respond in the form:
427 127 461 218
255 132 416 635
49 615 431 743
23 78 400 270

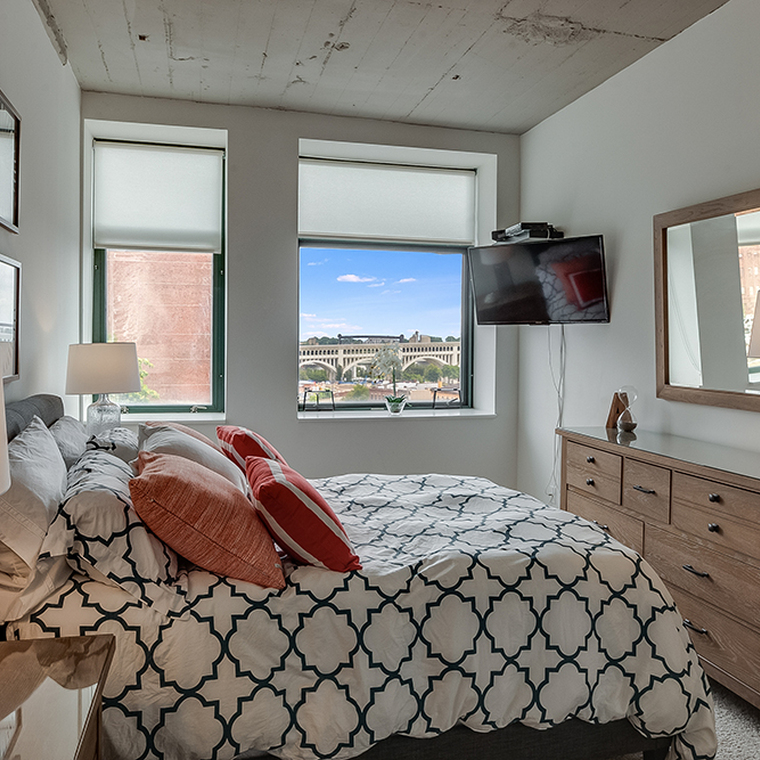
297 407 495 421
122 412 227 424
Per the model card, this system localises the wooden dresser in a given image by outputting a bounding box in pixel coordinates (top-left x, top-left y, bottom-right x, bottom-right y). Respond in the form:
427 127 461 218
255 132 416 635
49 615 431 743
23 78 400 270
558 426 760 710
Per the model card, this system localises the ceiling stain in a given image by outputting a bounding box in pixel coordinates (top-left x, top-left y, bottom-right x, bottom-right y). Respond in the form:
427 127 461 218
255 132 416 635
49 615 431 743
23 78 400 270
497 11 668 46
320 1 358 74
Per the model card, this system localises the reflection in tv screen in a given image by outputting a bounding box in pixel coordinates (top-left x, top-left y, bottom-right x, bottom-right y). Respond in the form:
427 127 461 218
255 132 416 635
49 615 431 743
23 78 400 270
467 235 610 325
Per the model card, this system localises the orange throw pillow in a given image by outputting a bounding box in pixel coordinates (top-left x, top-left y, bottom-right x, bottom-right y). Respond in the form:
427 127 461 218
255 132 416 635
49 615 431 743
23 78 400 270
129 451 285 589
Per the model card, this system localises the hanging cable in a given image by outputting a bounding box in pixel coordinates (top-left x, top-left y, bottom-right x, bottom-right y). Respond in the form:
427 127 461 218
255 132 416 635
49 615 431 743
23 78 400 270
545 324 566 506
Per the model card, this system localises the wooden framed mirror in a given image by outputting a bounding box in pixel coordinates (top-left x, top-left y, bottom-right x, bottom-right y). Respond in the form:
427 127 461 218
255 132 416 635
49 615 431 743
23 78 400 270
655 187 760 411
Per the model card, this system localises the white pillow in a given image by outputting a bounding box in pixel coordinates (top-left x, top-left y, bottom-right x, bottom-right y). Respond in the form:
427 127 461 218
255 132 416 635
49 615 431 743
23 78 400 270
0 416 67 595
49 415 88 469
138 424 248 493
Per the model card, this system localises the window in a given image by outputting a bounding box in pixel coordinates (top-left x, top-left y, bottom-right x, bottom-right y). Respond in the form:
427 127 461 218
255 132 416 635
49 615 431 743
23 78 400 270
298 153 476 411
91 139 225 413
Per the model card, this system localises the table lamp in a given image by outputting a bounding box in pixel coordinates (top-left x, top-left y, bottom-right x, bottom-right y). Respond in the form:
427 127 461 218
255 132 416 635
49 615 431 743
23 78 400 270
66 342 141 435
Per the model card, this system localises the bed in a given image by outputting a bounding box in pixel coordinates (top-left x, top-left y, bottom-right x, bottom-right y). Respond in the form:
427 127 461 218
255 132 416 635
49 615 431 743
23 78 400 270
0 394 716 760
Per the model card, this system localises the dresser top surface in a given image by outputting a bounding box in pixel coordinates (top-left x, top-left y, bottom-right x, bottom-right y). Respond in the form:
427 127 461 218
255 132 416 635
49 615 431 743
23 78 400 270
559 427 760 483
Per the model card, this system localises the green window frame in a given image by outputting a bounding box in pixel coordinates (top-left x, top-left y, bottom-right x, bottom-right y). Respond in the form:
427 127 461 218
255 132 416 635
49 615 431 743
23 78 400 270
92 247 226 414
298 240 474 412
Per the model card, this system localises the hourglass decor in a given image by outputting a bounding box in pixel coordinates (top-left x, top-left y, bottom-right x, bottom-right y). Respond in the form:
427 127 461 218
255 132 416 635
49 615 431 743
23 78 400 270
605 385 638 432
616 385 638 432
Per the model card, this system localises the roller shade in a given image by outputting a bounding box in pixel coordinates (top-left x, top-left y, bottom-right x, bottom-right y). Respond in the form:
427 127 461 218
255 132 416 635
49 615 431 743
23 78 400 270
93 141 224 252
299 158 476 245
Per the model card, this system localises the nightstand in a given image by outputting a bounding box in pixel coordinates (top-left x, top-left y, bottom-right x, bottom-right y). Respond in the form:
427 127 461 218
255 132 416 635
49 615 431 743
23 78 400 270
0 634 115 760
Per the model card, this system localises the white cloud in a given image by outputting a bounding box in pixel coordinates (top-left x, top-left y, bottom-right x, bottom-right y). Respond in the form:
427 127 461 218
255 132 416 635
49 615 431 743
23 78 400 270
322 322 360 330
301 313 362 333
338 274 376 283
397 278 416 283
367 281 386 288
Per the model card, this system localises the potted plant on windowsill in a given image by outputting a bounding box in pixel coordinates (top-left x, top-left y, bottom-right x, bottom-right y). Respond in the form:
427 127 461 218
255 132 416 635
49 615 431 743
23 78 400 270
369 343 407 415
384 369 407 414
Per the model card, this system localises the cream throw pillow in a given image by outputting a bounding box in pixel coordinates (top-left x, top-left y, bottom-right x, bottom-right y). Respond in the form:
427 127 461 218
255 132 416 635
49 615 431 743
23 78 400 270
138 423 248 494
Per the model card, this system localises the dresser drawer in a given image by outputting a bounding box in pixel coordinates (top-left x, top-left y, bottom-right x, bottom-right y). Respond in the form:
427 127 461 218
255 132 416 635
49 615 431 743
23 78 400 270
672 472 760 525
669 587 760 697
622 459 670 523
671 501 760 563
645 524 760 629
566 490 643 553
565 442 622 505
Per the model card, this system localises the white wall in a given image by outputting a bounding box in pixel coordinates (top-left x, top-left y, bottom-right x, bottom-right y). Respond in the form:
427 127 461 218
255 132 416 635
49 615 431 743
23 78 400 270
518 0 760 501
81 93 522 484
0 0 81 405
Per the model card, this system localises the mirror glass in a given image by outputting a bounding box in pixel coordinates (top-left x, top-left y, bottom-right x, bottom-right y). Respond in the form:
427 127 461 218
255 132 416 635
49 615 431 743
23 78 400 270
655 188 760 411
0 89 19 233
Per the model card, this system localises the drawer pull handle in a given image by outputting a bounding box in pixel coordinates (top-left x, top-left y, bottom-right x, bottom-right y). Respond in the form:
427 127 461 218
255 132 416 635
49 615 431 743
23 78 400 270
708 493 721 503
707 523 720 533
592 520 609 531
682 564 710 579
586 455 595 463
585 478 595 486
683 619 709 636
632 484 656 495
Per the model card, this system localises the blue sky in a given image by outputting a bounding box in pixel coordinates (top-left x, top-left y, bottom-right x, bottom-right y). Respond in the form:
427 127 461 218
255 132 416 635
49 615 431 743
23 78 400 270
300 247 462 340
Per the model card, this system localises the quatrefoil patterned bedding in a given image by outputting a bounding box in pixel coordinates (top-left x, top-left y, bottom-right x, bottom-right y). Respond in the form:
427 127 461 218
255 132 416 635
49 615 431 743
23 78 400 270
8 461 716 760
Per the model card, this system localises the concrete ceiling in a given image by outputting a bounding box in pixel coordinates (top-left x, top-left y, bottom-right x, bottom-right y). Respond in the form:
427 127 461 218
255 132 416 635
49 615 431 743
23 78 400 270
34 0 729 134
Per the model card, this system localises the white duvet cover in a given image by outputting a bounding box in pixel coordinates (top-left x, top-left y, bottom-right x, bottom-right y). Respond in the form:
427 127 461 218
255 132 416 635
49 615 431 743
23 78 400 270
9 473 716 760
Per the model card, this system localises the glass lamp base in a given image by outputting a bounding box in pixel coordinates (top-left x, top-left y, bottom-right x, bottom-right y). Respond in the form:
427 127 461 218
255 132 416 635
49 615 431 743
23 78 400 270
86 394 122 436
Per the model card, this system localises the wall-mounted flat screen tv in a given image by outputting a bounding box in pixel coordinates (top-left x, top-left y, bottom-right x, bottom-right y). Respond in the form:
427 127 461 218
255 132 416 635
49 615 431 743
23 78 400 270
467 235 610 325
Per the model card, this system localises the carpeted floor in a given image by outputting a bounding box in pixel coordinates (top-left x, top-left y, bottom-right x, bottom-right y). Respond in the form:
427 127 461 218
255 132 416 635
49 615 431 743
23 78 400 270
613 679 760 760
708 680 760 759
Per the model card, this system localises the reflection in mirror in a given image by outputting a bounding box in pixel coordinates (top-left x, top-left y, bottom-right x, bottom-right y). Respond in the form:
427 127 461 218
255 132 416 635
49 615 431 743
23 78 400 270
0 107 15 223
655 187 760 411
0 88 19 233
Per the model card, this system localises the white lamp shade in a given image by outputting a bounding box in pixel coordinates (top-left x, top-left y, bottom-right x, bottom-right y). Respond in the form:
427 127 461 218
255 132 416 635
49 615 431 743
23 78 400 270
0 383 10 494
66 343 141 395
749 291 760 359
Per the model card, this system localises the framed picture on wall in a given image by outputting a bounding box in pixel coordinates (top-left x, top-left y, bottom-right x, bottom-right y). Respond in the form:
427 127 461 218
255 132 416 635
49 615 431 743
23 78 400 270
0 254 21 381
0 88 20 234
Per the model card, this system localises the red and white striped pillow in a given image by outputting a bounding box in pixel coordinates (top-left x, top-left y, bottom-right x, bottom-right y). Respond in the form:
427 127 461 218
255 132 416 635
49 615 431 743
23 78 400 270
245 456 361 572
217 425 287 471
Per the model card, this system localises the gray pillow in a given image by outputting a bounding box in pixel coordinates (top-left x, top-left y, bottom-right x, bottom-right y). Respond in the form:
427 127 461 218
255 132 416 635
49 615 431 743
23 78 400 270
49 415 88 469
